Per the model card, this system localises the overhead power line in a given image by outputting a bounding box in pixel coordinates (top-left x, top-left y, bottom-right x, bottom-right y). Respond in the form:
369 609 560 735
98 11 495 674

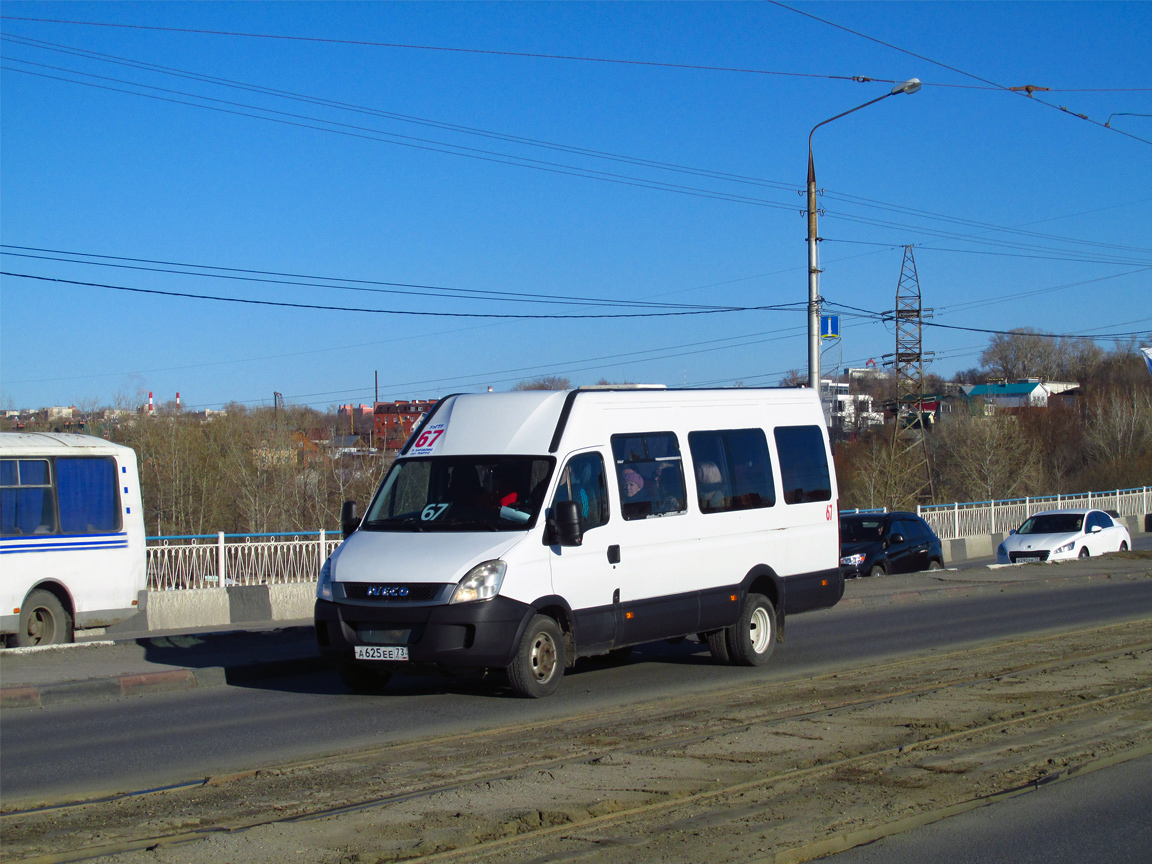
5 35 1146 259
0 246 740 311
0 271 806 320
766 0 1152 146
4 14 1147 94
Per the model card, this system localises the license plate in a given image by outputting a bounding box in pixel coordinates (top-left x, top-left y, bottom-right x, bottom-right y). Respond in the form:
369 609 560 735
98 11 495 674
1017 556 1040 563
354 645 409 661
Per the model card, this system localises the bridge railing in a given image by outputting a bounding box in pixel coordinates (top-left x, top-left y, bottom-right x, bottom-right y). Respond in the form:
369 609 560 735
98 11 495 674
146 531 341 591
917 486 1151 541
146 485 1150 589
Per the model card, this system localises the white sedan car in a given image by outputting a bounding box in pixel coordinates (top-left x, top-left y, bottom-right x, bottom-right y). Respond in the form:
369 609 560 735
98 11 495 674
997 508 1132 564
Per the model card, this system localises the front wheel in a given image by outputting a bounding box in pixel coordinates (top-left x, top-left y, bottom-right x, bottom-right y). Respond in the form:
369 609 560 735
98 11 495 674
15 590 73 647
725 593 776 667
1079 546 1090 559
508 615 565 698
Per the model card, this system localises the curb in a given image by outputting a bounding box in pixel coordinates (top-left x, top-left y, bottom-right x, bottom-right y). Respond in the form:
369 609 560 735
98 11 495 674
0 655 330 710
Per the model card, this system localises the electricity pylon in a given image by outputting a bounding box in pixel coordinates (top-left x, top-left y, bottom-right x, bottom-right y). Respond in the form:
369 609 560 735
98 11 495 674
884 246 935 507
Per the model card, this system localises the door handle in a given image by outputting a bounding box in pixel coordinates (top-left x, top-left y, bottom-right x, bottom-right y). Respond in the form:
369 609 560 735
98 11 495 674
607 544 621 564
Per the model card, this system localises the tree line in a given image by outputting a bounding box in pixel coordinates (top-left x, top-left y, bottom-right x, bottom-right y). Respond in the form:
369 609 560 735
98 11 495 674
6 335 1149 532
835 337 1152 510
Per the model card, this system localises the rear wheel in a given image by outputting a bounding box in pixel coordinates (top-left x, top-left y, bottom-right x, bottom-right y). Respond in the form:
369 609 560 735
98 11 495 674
1079 546 1090 559
338 662 391 693
1120 541 1129 551
725 593 776 667
928 559 944 571
15 590 73 647
508 615 565 698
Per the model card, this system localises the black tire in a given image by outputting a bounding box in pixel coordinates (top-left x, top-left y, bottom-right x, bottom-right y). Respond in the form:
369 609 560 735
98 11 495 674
15 589 73 647
508 615 565 698
1079 546 1090 559
928 559 944 571
338 661 391 693
724 593 776 667
868 564 886 579
705 630 731 664
1120 541 1129 551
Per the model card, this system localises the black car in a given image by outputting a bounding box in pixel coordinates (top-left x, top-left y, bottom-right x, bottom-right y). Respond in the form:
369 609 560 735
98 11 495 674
839 511 945 578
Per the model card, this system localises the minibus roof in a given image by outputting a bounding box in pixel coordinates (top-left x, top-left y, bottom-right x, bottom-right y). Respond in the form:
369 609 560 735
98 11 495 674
402 387 820 458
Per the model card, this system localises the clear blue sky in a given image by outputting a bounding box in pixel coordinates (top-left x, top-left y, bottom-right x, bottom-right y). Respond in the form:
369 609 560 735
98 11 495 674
2 1 1149 412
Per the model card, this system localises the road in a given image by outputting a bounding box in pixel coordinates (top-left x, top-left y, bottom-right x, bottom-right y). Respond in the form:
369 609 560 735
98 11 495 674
3 574 1151 805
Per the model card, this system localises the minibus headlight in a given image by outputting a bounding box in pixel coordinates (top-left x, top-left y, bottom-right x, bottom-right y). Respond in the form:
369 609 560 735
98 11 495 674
317 557 334 601
451 560 506 604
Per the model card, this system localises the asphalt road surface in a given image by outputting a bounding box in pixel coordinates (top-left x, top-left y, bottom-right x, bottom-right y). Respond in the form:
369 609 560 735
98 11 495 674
3 576 1151 805
821 752 1152 864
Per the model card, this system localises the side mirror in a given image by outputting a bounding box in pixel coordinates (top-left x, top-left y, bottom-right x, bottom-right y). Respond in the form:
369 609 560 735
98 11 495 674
1009 528 1017 535
554 500 583 547
1091 525 1102 533
341 501 361 539
889 533 905 545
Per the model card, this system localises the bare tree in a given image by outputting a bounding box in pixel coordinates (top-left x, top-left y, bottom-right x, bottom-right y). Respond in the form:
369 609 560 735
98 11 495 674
513 376 572 391
932 414 1038 503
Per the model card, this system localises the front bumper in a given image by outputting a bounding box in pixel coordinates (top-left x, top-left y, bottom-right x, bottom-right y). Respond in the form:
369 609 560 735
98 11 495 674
315 595 534 669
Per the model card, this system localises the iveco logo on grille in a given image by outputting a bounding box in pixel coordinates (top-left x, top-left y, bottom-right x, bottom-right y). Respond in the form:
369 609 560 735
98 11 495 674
366 585 409 598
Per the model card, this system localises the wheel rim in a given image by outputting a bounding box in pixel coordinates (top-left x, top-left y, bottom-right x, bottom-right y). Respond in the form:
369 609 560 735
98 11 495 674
1079 547 1089 558
26 607 55 645
530 632 557 683
748 606 772 654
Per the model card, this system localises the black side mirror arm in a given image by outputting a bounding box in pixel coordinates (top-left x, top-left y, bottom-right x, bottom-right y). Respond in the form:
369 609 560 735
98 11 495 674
553 500 583 547
341 501 361 539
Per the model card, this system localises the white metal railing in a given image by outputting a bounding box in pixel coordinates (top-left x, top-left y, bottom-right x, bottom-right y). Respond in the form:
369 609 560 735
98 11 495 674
918 486 1152 542
146 486 1150 589
147 531 341 591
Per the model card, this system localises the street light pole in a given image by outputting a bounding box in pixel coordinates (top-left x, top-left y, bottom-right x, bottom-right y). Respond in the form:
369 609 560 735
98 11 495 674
806 79 921 392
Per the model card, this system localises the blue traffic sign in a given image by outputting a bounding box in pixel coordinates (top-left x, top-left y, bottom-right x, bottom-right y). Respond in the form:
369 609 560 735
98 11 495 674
821 314 840 338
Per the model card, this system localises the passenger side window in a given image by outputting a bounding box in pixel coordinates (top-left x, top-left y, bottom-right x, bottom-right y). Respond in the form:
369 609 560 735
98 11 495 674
688 429 776 514
773 425 832 504
56 457 120 534
888 520 907 541
0 459 56 536
552 453 610 531
611 432 686 521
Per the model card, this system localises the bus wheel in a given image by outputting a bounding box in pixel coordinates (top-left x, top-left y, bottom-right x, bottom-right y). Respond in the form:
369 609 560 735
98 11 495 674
725 593 775 667
337 662 391 693
16 590 73 647
508 615 565 698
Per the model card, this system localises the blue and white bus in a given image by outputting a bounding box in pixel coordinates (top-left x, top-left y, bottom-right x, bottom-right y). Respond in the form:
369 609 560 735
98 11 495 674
1 433 146 646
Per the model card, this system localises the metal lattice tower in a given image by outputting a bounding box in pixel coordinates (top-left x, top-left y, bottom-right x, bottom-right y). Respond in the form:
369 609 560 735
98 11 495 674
885 246 935 505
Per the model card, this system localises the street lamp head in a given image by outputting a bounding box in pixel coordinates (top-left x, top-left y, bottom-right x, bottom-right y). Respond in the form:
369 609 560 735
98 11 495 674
892 78 922 95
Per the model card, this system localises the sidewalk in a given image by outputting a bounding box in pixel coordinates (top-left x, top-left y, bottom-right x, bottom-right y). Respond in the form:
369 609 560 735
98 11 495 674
2 556 1149 710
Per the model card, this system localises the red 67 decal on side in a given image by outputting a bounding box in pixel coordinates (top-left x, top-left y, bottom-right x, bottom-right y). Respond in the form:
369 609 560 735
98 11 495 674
410 423 446 455
825 504 834 521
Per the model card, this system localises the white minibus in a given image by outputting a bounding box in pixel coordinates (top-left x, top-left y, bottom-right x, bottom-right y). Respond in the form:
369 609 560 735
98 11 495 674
1 433 147 646
315 387 841 697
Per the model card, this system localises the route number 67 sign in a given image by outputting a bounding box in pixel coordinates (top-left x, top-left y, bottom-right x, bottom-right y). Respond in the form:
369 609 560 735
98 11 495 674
408 422 447 456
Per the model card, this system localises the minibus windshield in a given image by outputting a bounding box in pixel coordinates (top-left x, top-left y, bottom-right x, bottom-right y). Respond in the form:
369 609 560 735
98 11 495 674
361 456 554 532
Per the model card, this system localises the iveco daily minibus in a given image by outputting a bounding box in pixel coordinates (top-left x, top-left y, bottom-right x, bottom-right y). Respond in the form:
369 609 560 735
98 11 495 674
315 387 841 697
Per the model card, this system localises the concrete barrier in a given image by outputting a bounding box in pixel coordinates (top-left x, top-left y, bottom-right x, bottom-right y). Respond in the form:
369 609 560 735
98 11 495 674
104 583 316 635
